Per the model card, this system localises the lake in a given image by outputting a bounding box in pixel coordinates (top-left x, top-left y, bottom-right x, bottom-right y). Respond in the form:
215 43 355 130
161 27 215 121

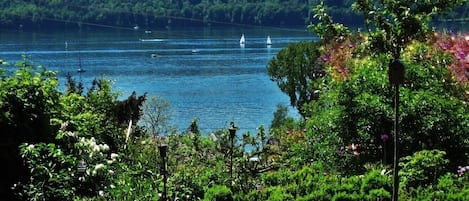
0 26 315 133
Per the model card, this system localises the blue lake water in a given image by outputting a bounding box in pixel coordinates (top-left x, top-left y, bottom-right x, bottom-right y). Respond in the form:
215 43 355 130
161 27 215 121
0 26 315 133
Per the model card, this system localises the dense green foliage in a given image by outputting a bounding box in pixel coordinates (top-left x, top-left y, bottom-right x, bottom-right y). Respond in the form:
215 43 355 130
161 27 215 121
353 0 467 58
0 57 61 199
0 0 467 30
302 39 469 174
204 185 233 201
1 0 469 200
0 57 147 200
267 41 325 116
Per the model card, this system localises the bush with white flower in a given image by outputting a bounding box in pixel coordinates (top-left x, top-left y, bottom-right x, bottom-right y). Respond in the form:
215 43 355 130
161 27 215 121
14 121 121 200
73 136 120 198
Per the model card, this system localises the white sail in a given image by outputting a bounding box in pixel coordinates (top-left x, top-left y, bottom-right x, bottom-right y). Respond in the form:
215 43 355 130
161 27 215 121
266 35 272 45
240 34 245 45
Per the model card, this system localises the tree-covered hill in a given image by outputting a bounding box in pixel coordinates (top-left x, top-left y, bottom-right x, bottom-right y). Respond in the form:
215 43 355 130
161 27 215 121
1 0 467 30
0 0 317 29
0 0 464 30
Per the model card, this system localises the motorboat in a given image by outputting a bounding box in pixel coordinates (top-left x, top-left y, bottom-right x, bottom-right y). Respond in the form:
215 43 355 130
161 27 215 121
140 38 164 42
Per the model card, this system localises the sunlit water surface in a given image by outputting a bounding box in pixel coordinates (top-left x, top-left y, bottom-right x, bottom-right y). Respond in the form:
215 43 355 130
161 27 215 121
0 26 316 133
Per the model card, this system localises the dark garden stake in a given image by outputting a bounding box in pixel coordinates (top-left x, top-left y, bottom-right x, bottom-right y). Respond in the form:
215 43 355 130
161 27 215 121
228 122 237 188
158 143 168 201
388 59 405 201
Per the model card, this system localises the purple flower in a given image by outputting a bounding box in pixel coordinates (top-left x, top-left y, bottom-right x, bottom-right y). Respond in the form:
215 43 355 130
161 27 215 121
436 41 449 50
321 55 331 62
336 150 344 156
457 165 469 177
456 50 467 60
380 134 389 142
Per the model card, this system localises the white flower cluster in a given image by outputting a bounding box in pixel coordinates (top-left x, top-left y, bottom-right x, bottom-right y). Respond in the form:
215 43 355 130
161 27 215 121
75 136 121 198
64 131 76 138
26 144 35 151
76 137 117 177
111 153 118 160
106 153 119 165
20 143 36 158
90 163 106 176
77 137 110 158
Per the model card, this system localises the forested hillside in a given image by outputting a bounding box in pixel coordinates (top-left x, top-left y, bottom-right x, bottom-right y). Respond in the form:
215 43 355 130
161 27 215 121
2 0 465 30
1 0 467 30
0 0 312 29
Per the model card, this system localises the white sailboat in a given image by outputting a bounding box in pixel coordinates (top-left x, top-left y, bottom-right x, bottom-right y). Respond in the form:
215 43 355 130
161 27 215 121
266 35 272 46
240 34 245 46
77 60 85 73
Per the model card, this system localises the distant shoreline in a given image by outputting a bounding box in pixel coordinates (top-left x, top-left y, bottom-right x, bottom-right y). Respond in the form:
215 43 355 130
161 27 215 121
2 17 468 33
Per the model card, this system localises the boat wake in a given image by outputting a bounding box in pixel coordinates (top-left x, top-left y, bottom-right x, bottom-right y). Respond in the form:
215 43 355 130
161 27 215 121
140 38 165 42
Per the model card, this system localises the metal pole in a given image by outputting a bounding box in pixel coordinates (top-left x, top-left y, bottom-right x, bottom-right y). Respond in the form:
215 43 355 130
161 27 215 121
392 84 400 201
228 123 237 188
389 58 404 201
158 144 168 201
230 130 234 186
230 135 234 181
162 155 167 201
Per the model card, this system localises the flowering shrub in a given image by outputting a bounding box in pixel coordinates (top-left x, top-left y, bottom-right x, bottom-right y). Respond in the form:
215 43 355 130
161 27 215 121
74 136 118 196
14 143 77 200
434 32 469 83
305 37 469 176
14 131 119 200
0 62 140 200
320 36 363 81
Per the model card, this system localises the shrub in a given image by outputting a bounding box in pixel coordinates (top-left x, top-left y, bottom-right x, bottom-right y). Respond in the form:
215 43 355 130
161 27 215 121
434 172 469 200
262 168 292 187
331 192 361 201
240 189 266 201
290 166 316 196
296 190 331 201
366 188 391 200
204 185 233 201
336 175 361 195
360 168 392 198
14 143 77 200
1 58 60 199
266 186 294 201
399 149 449 188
